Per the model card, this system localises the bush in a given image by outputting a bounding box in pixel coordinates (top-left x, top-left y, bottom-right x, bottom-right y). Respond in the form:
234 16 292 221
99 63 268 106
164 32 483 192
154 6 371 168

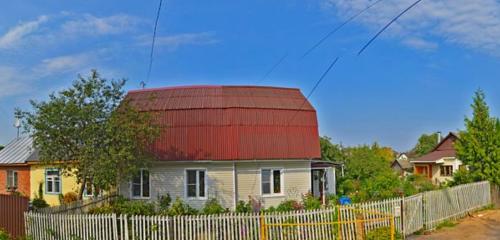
276 200 303 212
114 200 156 215
235 200 252 213
326 194 338 207
62 192 79 204
202 198 227 215
167 198 198 216
0 228 10 240
366 227 402 240
88 205 114 214
32 198 49 209
158 194 172 211
302 193 321 210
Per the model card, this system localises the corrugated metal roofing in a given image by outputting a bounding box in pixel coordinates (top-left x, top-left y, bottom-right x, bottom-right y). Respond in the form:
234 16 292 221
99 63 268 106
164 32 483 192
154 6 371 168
126 85 321 161
0 137 36 165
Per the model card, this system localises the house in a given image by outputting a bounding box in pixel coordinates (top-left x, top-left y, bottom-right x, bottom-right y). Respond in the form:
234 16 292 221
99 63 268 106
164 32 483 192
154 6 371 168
391 153 413 176
0 136 86 206
410 132 463 184
0 137 33 196
119 85 335 209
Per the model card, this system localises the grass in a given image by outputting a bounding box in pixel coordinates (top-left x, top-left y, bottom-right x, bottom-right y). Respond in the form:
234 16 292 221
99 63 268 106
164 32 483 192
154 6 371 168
435 220 458 230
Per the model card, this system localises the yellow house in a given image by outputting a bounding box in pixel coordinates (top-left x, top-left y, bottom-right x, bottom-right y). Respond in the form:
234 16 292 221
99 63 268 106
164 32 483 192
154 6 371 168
29 163 82 206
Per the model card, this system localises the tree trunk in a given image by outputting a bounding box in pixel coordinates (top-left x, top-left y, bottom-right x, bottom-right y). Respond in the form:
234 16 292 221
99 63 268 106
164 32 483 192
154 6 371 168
78 178 87 200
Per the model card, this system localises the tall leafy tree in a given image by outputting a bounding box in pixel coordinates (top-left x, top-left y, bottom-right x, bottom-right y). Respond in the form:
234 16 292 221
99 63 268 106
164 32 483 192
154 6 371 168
410 132 439 157
18 70 159 198
319 136 344 161
455 90 500 185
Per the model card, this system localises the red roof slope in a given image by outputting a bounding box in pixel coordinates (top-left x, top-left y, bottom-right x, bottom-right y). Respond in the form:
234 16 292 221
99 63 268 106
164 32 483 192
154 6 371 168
126 85 321 161
411 133 458 162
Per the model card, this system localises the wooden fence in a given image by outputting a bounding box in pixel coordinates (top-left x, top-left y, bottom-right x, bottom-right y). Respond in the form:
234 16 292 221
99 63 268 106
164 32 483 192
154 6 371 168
37 194 117 214
24 181 492 240
0 194 30 238
423 181 491 230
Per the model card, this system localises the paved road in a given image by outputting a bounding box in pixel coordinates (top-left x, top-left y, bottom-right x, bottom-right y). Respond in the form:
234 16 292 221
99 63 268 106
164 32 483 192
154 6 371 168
409 209 500 240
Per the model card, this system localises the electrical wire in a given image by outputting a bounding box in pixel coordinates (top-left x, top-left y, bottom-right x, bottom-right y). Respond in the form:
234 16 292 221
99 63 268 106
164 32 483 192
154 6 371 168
142 0 164 88
301 0 384 59
358 0 424 55
287 57 340 125
257 52 288 84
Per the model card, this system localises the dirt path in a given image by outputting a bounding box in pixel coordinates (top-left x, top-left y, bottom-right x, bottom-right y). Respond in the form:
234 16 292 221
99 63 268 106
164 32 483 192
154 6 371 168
409 209 500 240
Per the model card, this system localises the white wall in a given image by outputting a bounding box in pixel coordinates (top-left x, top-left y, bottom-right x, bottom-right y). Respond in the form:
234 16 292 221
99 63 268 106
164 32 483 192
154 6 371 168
119 160 313 210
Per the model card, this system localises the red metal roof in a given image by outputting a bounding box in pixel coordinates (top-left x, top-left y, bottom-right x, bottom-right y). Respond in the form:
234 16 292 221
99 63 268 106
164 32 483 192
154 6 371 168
126 85 321 161
411 133 458 162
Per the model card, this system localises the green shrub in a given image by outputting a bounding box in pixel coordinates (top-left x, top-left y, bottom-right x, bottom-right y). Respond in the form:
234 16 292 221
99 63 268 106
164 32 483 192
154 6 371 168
158 194 172 211
366 227 402 240
235 200 251 213
32 198 49 209
302 193 321 210
202 198 227 215
0 228 10 240
88 205 114 214
167 198 198 216
114 200 156 215
326 194 338 207
276 200 303 212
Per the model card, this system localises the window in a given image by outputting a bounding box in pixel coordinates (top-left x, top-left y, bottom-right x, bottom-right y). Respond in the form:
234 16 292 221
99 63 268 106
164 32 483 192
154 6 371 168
46 169 61 194
131 169 150 198
83 181 101 197
261 169 283 195
185 169 206 199
440 166 453 177
6 170 18 191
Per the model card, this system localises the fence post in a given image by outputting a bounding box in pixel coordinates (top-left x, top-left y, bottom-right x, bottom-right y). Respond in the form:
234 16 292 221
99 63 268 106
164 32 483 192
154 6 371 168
400 196 405 239
259 214 266 240
390 216 395 240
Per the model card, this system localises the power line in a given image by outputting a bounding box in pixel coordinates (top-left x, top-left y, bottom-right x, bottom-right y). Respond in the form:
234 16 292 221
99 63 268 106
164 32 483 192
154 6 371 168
257 52 288 84
141 0 164 89
358 0 424 55
301 0 384 59
287 57 340 125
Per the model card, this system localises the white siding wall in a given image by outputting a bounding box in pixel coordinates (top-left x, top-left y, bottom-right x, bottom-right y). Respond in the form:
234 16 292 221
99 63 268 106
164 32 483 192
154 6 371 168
119 160 312 209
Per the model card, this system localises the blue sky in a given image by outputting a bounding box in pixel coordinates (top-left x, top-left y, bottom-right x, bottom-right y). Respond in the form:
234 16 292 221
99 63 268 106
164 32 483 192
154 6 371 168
1 0 499 151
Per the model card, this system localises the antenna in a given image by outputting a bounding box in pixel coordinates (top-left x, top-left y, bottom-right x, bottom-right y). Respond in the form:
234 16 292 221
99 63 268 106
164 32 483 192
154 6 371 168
14 117 21 138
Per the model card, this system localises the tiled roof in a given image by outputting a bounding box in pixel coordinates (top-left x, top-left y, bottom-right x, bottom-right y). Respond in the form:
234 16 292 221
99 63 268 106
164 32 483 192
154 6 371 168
411 132 458 163
0 137 36 165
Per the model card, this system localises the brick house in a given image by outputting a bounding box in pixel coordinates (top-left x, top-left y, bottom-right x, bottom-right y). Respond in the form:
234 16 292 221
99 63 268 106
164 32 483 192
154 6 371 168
0 137 34 196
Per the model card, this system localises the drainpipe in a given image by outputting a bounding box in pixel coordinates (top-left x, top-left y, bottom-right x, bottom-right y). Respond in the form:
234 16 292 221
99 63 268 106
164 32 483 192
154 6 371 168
232 161 238 211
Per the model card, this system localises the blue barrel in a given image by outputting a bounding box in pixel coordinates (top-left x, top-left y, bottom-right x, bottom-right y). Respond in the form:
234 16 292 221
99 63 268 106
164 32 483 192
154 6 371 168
339 196 351 205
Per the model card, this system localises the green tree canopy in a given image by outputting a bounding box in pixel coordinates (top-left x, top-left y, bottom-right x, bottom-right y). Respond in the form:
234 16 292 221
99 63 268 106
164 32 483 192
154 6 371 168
0 145 4 151
319 136 344 161
18 70 159 198
410 132 439 157
455 90 500 185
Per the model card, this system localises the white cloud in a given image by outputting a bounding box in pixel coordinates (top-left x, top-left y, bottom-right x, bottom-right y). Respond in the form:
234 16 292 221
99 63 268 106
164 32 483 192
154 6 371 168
0 15 48 49
403 37 438 50
325 0 500 55
61 14 139 36
36 52 94 76
139 32 219 51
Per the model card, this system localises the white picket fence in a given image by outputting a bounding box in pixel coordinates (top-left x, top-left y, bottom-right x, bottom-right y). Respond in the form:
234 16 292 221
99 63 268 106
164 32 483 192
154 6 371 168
24 181 492 240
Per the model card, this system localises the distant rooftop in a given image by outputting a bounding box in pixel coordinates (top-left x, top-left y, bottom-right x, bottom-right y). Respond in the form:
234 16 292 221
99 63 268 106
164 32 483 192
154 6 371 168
0 137 36 165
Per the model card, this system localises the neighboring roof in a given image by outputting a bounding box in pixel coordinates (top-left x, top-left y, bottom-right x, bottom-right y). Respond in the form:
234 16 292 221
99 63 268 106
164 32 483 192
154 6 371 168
392 158 413 169
0 137 36 165
126 85 321 161
410 132 458 163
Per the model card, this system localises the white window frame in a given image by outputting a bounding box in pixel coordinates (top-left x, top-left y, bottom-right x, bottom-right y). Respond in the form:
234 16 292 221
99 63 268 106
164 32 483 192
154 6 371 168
6 170 18 190
45 169 61 194
184 169 208 200
260 168 285 197
130 169 151 199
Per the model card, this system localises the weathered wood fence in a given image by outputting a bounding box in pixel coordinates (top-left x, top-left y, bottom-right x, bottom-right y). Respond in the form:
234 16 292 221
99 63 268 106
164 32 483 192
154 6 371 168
37 194 118 214
0 194 30 238
24 181 492 240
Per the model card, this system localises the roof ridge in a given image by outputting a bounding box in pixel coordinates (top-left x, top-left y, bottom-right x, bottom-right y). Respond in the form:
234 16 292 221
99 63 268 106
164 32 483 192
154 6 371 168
128 85 300 94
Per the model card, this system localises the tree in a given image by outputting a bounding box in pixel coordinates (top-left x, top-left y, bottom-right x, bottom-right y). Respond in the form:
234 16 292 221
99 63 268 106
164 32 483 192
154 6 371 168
18 70 159 199
0 145 4 151
454 90 500 185
410 132 439 157
319 136 344 161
